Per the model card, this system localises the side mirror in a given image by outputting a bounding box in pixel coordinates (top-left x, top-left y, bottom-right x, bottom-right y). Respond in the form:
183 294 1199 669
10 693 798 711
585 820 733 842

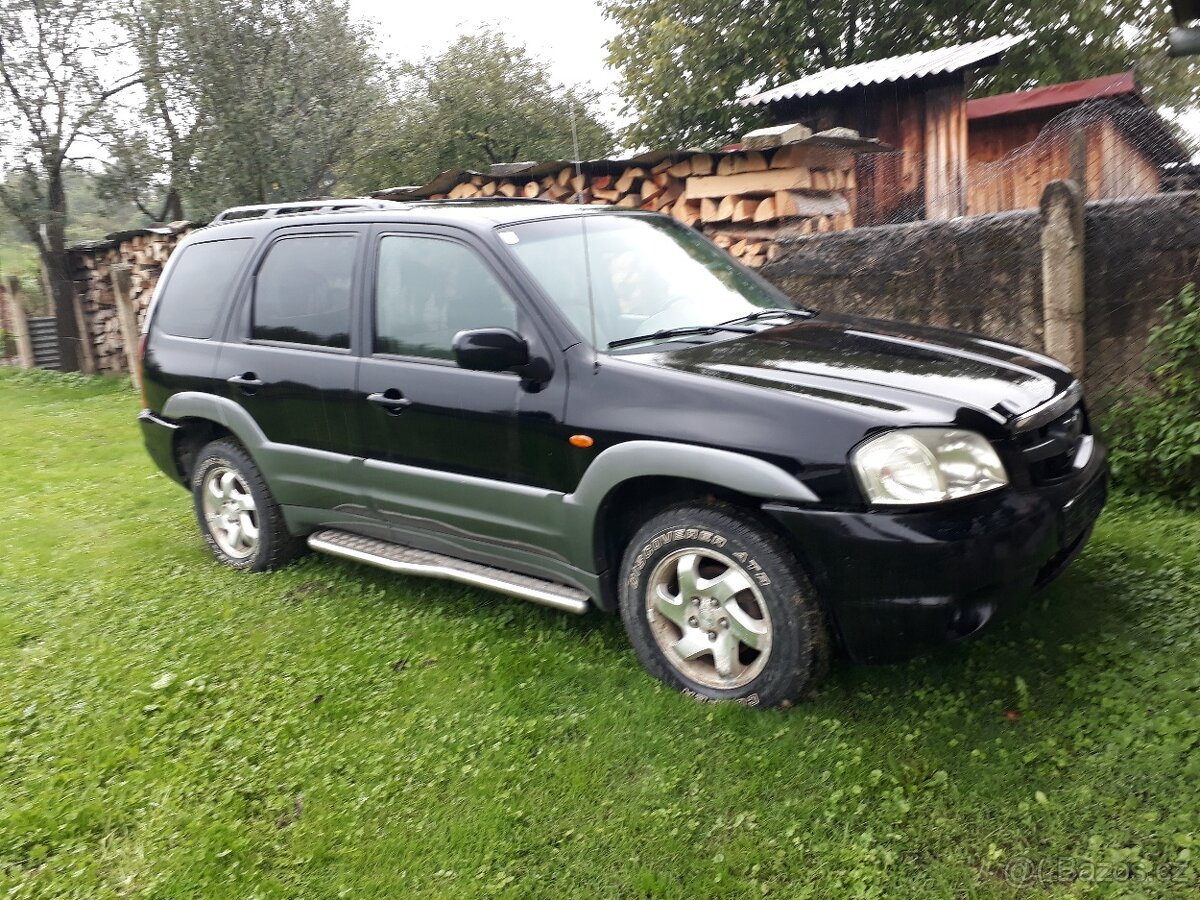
452 327 530 373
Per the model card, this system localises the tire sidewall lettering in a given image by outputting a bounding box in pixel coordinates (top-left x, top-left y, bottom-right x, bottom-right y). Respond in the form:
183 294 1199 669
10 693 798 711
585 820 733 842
626 528 772 592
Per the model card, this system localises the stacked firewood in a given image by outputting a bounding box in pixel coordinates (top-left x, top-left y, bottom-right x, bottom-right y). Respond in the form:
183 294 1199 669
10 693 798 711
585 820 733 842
75 226 193 373
420 141 859 267
69 130 879 374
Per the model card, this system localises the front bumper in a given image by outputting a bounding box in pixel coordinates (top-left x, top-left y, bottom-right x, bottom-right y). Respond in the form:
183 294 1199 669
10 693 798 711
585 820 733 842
763 441 1108 664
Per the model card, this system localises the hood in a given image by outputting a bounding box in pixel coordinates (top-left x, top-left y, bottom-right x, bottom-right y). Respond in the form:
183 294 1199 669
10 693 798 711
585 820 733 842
646 313 1075 425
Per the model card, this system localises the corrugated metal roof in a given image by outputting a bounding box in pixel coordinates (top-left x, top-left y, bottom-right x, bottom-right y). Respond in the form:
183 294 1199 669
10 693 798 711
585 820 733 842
740 34 1025 107
967 72 1137 120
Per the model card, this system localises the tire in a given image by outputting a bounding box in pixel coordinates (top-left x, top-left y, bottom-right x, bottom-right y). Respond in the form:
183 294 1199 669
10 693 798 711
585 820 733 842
618 501 829 707
190 438 305 572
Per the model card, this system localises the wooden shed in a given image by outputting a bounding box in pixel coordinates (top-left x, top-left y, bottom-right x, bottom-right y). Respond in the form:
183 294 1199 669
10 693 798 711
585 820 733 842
742 41 1189 225
965 73 1191 214
741 35 1024 224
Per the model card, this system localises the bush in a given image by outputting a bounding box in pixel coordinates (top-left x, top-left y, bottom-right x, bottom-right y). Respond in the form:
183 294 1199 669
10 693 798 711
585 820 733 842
1102 283 1200 506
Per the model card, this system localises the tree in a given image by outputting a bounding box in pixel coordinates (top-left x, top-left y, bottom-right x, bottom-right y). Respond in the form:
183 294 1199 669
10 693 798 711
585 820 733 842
100 0 195 222
342 32 613 194
107 0 382 222
0 0 141 371
603 1 1200 148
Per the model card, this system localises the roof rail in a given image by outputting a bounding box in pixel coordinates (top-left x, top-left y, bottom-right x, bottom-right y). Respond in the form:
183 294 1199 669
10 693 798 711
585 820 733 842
210 198 406 224
428 196 551 203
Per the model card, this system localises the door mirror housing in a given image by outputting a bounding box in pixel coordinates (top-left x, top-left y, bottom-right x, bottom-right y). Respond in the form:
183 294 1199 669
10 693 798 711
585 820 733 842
452 327 531 373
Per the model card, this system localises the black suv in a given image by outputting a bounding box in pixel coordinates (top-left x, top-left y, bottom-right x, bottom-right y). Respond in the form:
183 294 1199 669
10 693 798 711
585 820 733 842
138 199 1107 707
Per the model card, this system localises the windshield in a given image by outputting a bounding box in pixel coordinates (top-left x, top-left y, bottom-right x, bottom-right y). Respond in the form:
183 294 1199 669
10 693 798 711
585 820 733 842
502 214 799 349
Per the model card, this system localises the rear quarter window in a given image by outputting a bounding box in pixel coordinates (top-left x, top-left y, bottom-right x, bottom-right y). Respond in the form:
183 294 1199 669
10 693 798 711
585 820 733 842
155 238 252 339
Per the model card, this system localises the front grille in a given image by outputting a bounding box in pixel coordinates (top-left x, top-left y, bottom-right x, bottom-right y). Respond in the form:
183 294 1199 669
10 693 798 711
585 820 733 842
1014 403 1088 483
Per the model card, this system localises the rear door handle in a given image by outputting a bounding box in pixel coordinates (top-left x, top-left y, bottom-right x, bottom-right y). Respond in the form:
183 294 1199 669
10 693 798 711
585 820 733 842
227 372 264 390
367 389 413 414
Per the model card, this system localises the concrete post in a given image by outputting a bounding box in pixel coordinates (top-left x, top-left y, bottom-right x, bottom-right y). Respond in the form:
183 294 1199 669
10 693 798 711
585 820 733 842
1039 179 1086 375
110 264 141 391
3 275 35 368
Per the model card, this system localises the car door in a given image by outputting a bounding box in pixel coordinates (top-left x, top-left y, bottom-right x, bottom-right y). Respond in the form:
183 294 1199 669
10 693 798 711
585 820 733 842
215 225 369 517
356 226 573 566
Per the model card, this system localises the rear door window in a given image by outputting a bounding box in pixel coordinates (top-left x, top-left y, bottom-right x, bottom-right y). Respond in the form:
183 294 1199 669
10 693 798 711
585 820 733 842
155 238 252 339
252 234 356 349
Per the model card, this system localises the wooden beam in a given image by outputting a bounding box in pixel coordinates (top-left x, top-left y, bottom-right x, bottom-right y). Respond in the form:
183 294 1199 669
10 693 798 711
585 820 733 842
773 190 851 218
742 122 814 150
686 168 817 199
110 263 142 392
2 276 34 369
770 144 852 170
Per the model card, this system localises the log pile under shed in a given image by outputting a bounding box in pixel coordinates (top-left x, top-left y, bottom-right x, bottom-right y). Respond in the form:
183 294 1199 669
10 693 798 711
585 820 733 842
70 223 195 374
65 126 888 375
374 126 891 268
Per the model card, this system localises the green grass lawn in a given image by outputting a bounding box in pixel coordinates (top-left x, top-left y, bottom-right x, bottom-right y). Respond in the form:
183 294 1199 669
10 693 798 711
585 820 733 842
1 369 1197 899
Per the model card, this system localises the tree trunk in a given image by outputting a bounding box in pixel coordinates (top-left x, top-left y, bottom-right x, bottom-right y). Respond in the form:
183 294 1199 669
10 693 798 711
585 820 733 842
165 186 184 222
44 171 84 372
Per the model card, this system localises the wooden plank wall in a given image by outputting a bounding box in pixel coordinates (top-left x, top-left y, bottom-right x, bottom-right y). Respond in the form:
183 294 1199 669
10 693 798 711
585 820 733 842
1093 120 1160 199
967 119 1161 215
853 90 928 225
923 83 968 220
769 82 939 226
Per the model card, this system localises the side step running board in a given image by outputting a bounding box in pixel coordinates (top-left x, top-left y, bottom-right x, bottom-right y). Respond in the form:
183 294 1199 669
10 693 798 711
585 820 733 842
307 529 591 615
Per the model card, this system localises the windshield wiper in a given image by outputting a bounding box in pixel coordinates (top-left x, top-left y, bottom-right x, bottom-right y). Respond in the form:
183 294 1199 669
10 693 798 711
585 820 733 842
719 307 816 326
607 324 757 349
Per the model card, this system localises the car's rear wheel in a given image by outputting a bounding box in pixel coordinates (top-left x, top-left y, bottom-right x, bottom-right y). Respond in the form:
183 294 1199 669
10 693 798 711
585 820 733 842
191 438 304 572
618 501 828 707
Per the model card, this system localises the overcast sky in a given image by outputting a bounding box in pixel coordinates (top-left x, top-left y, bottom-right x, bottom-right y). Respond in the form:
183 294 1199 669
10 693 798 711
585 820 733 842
346 0 623 117
345 0 1198 155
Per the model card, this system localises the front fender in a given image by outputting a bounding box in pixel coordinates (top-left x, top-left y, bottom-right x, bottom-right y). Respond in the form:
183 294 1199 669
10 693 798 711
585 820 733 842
561 439 819 576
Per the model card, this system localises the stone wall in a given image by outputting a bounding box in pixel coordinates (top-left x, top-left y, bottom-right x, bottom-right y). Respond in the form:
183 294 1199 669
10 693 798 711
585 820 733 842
1081 192 1200 399
762 190 1200 403
762 208 1046 349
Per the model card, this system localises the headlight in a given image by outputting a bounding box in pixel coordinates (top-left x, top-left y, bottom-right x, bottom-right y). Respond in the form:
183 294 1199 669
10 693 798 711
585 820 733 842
852 428 1008 505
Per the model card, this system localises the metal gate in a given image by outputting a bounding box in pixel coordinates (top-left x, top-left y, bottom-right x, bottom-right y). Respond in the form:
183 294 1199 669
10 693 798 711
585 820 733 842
27 316 60 370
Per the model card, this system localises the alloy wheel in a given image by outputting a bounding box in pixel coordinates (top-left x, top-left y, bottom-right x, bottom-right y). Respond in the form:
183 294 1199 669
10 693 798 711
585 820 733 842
644 548 772 689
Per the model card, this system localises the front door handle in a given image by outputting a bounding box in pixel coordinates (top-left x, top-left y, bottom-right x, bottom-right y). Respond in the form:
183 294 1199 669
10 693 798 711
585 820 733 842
367 388 413 414
228 372 264 392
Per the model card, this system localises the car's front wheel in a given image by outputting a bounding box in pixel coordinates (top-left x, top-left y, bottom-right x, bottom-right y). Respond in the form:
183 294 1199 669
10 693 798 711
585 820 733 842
618 501 828 707
191 438 304 572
